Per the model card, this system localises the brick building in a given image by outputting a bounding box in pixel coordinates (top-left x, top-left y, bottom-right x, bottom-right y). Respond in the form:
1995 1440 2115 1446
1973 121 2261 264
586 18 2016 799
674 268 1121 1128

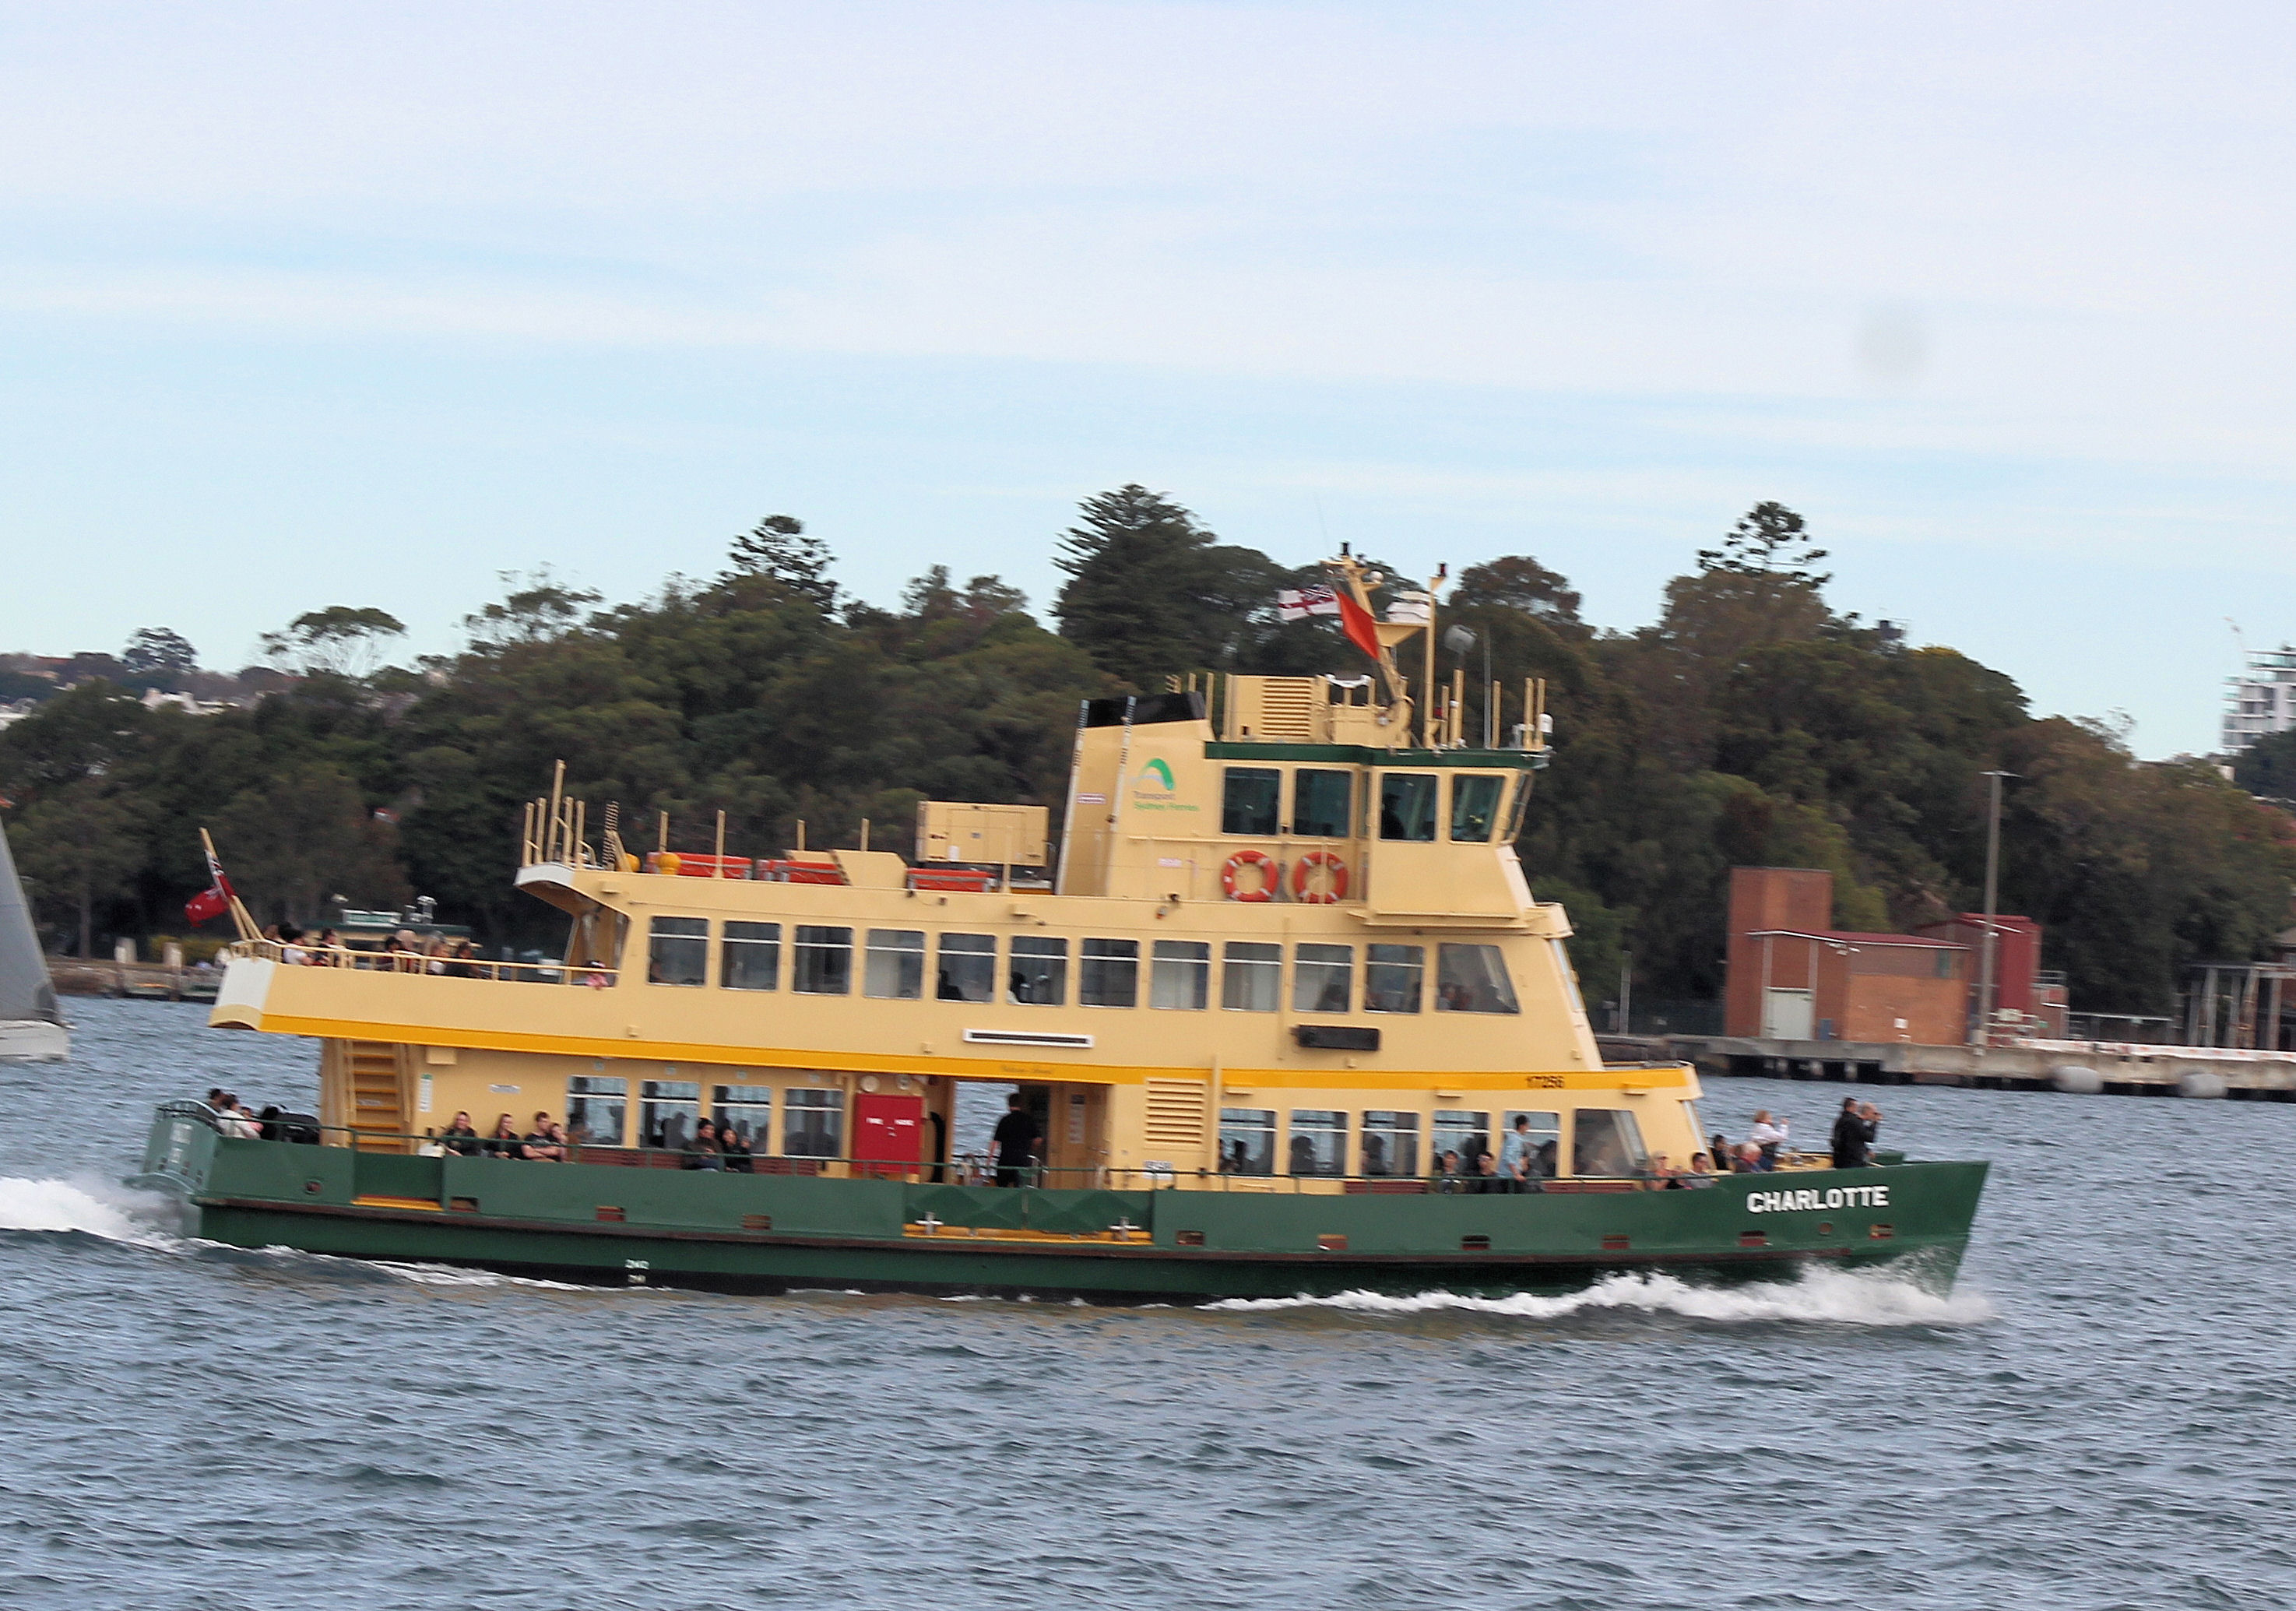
1724 867 1972 1044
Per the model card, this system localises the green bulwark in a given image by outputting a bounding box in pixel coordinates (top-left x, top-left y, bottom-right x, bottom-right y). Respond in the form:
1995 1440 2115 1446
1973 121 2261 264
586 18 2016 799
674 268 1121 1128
138 1106 1987 1303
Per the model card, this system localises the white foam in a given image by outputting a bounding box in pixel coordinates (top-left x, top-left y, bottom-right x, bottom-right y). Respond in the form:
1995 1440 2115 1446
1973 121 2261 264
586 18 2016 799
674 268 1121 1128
369 1260 590 1292
1205 1265 1996 1327
0 1176 183 1250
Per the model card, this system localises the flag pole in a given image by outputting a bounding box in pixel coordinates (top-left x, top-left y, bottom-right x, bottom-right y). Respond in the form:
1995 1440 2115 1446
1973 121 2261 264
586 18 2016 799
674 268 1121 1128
199 827 261 944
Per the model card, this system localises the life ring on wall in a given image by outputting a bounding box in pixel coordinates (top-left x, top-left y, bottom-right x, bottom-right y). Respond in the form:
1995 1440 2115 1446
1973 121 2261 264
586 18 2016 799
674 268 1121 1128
1222 849 1280 902
1292 850 1349 904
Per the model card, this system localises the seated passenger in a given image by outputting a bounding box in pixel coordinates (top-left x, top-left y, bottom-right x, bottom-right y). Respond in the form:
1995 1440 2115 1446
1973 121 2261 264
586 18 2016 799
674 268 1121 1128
1709 1132 1733 1172
279 925 308 966
1429 1148 1461 1193
1468 1150 1500 1194
487 1113 522 1158
682 1117 724 1171
447 937 480 980
439 1111 483 1156
719 1124 754 1173
1735 1141 1765 1173
522 1113 564 1162
213 1093 261 1139
1649 1153 1685 1190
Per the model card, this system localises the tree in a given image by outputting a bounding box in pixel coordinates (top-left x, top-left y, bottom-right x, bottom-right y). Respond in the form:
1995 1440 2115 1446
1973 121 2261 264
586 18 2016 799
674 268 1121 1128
8 784 151 956
462 569 603 646
213 763 409 926
1053 485 1285 689
121 628 199 683
261 607 408 679
727 514 837 611
1449 556 1584 625
2234 727 2296 802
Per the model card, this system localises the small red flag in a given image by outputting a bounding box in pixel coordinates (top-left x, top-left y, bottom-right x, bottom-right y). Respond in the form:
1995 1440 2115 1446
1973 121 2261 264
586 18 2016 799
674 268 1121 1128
185 840 234 926
1336 591 1382 663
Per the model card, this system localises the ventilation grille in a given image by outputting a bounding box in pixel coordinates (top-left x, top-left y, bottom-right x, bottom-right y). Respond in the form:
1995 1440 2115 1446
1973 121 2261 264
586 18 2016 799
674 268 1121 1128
1253 677 1318 740
1143 1078 1208 1151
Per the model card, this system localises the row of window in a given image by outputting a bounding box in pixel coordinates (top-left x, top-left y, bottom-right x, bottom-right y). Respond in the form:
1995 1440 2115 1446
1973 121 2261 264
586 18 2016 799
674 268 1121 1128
647 919 1523 1015
1219 767 1517 844
1220 1106 1649 1179
565 1075 849 1155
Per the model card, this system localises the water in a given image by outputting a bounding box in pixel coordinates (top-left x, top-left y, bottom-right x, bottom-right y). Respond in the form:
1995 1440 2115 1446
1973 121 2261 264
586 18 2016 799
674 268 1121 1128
5 1000 2293 1610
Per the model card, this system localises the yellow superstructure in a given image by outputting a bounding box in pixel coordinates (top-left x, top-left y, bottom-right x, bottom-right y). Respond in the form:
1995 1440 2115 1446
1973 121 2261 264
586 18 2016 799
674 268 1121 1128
212 558 1708 1188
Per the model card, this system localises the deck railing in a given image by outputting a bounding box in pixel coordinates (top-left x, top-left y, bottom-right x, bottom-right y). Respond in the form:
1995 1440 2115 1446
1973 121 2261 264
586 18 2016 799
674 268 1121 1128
227 938 614 987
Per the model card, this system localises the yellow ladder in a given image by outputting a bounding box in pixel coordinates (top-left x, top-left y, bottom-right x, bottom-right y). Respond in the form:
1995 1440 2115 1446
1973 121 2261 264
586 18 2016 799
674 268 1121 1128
343 1040 407 1149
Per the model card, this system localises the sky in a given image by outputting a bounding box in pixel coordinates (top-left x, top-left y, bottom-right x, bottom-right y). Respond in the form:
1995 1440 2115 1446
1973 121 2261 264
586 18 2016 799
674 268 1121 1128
2 1 2293 755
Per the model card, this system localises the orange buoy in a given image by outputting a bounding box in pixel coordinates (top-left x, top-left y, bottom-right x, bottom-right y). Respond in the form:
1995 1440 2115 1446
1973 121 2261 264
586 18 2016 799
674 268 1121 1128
1291 849 1348 904
1221 849 1280 902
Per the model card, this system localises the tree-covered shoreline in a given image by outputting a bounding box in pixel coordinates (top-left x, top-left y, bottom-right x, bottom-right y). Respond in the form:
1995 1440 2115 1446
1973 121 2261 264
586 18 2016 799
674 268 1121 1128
4 490 2289 1019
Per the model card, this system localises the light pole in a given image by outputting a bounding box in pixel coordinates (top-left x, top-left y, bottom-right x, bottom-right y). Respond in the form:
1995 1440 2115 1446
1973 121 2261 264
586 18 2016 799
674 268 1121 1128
1973 769 2019 1046
1442 624 1494 747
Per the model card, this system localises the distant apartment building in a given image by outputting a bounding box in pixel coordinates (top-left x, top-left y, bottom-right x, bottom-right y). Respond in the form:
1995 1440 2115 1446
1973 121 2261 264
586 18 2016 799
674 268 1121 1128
2223 645 2296 754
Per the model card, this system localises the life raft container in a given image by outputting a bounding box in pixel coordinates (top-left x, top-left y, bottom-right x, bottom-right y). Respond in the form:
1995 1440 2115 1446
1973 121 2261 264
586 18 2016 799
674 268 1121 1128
1291 849 1349 904
1221 849 1280 902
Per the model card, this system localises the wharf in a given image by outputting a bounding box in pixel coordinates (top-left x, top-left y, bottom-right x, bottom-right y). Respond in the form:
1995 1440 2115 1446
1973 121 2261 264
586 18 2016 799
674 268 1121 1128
47 959 219 1004
1605 1034 2296 1103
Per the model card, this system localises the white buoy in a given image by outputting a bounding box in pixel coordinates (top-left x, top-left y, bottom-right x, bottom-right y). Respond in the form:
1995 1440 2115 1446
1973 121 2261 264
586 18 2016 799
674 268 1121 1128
2177 1070 2228 1100
2050 1064 2104 1096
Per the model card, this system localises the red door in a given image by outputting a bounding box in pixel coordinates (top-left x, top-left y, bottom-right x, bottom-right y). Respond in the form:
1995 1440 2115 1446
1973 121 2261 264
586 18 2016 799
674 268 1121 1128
853 1093 925 1179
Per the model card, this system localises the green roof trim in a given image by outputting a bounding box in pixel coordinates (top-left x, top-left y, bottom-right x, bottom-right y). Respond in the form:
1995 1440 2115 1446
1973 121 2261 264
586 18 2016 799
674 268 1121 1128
1202 742 1548 769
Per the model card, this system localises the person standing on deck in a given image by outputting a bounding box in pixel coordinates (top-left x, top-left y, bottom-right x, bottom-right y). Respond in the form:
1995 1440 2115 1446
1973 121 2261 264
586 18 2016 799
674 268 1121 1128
1749 1110 1790 1170
1499 1114 1538 1193
1829 1098 1865 1170
989 1093 1042 1187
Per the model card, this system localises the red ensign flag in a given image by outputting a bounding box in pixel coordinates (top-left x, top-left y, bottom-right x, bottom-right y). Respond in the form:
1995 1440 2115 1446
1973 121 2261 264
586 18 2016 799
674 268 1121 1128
185 844 234 926
1335 591 1383 664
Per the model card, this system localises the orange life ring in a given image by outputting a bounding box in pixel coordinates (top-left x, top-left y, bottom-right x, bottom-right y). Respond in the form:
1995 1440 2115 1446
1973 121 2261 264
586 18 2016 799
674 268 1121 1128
1222 849 1280 902
1292 849 1349 904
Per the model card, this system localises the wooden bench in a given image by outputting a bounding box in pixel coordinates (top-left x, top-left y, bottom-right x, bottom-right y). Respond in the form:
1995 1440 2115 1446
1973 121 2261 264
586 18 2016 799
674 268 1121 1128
1343 1180 1428 1194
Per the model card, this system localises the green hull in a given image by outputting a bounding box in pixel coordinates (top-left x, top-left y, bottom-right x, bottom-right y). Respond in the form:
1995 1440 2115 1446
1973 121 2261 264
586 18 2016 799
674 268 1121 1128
138 1111 1987 1303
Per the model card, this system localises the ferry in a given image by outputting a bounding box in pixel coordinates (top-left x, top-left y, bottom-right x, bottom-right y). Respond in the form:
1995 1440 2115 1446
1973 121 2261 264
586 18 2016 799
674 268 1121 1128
135 558 1988 1300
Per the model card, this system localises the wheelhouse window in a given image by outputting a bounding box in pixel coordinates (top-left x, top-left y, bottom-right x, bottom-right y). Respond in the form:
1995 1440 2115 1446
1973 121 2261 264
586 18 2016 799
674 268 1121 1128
1504 1110 1562 1181
1287 1110 1347 1177
647 917 707 987
1151 941 1210 1010
1218 1108 1276 1175
1450 775 1503 842
864 929 925 1000
1222 767 1281 835
1436 943 1521 1014
1378 773 1438 841
565 1075 627 1147
1010 935 1068 1004
1080 938 1139 1008
1292 769 1352 838
1222 941 1282 1011
720 921 779 990
1293 943 1352 1012
713 1085 772 1150
1571 1109 1650 1177
1365 944 1424 1013
639 1079 700 1149
784 1089 844 1157
1432 1110 1491 1173
1359 1110 1419 1177
936 933 996 1002
793 926 853 995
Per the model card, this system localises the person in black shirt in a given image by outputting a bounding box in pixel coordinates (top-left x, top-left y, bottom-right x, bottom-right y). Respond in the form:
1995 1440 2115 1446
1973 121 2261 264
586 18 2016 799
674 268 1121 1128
990 1093 1041 1187
438 1111 483 1157
1829 1097 1867 1170
719 1122 754 1173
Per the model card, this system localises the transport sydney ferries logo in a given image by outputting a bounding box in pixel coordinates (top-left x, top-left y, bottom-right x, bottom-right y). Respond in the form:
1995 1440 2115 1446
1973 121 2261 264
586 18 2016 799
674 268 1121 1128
1130 758 1197 813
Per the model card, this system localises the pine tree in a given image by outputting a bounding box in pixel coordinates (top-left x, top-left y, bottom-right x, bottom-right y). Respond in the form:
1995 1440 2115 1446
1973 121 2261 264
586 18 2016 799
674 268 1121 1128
728 514 837 611
1053 486 1281 690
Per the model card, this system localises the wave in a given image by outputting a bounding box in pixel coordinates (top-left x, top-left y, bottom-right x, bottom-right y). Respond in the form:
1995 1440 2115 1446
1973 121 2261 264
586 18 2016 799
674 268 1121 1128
1204 1265 1996 1328
0 1175 184 1250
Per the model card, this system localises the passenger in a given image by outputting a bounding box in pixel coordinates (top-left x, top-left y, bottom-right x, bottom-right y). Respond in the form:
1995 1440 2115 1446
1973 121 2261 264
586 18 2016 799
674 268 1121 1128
683 1118 725 1171
447 938 480 980
1534 1138 1557 1182
1468 1150 1500 1194
279 925 308 966
1858 1103 1883 1166
1749 1110 1790 1170
206 1087 227 1110
521 1112 564 1162
990 1093 1042 1187
1429 1148 1461 1193
1650 1153 1684 1190
311 928 342 965
1686 1152 1718 1186
438 1111 483 1156
216 1094 260 1139
1287 1132 1317 1176
256 1103 284 1140
1735 1141 1764 1173
1499 1115 1538 1194
395 930 424 974
719 1123 754 1173
1828 1097 1864 1170
487 1113 522 1158
1709 1131 1734 1172
548 1118 574 1159
1361 1132 1389 1177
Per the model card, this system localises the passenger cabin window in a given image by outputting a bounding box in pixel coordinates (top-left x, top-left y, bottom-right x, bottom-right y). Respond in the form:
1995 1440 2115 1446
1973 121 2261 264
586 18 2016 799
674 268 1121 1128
566 1075 628 1146
1571 1109 1650 1177
864 929 925 1000
793 926 853 994
1293 944 1352 1013
640 1079 700 1149
714 1085 772 1150
1292 769 1353 838
1379 774 1438 840
1288 1110 1347 1177
1504 1110 1562 1182
1222 767 1281 835
720 921 780 990
1223 941 1282 1011
1219 1108 1276 1175
1080 938 1139 1008
936 933 997 1002
1359 1110 1419 1177
1432 1110 1491 1174
1152 941 1210 1009
1010 936 1068 1004
1450 775 1503 842
1436 943 1521 1014
1365 944 1424 1013
648 917 707 987
784 1089 844 1157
